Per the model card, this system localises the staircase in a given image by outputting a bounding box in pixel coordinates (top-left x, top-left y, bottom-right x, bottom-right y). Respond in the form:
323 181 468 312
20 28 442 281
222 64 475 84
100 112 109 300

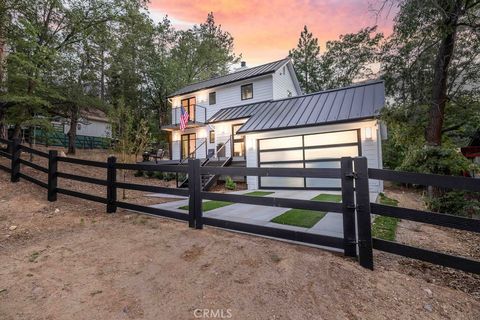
178 157 232 190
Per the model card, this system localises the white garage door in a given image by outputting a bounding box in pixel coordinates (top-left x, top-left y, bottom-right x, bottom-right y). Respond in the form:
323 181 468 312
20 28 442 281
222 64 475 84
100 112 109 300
258 129 360 190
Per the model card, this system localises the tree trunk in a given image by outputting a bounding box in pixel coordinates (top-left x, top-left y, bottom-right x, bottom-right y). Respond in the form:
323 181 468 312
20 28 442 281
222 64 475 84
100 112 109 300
425 1 462 146
0 110 7 139
67 116 78 155
12 124 21 139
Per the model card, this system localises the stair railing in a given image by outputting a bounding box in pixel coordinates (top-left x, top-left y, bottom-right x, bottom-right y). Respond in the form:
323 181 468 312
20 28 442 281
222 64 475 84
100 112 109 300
215 135 232 159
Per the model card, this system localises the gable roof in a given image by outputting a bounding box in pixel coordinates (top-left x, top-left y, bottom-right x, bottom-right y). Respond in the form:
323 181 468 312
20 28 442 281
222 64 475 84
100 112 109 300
168 58 292 98
207 80 385 134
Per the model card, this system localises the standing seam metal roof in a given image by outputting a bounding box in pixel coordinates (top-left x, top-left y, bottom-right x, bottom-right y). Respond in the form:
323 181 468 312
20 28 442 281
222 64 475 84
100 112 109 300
206 81 385 133
168 58 291 98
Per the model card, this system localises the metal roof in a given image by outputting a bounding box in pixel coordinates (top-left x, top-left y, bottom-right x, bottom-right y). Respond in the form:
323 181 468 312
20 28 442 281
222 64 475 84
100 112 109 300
207 81 384 134
168 58 291 98
208 100 271 123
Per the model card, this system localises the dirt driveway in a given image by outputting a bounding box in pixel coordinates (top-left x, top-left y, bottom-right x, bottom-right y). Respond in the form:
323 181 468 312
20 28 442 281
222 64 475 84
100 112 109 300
0 169 479 319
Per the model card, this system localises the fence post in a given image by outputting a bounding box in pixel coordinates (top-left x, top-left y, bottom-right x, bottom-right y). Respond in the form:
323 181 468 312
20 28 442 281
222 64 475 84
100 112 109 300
10 138 20 182
188 159 195 228
106 156 117 213
353 157 374 270
340 157 356 258
193 159 203 229
48 150 58 202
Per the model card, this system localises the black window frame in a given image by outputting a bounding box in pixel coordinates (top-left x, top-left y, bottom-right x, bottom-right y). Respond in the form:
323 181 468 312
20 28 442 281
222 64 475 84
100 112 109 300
241 83 253 100
209 92 216 105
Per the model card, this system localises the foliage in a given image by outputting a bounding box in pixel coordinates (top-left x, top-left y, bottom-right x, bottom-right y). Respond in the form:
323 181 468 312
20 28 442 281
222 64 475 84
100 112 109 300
372 193 400 241
225 176 236 190
426 190 480 217
290 26 383 93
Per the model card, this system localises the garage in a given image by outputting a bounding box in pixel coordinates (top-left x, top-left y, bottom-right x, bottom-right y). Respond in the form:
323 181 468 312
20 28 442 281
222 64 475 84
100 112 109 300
258 129 361 190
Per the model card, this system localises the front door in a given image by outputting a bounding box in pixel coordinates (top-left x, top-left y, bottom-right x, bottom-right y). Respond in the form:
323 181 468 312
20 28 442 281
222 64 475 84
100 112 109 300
232 124 245 158
181 133 196 159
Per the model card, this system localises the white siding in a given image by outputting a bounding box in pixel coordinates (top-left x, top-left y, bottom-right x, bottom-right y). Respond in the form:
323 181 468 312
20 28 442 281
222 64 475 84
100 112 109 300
170 75 274 124
272 64 300 99
245 120 383 193
64 118 111 138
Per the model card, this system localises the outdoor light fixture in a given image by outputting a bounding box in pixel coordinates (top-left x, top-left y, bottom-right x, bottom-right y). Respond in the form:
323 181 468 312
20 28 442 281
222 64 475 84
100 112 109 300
365 127 373 140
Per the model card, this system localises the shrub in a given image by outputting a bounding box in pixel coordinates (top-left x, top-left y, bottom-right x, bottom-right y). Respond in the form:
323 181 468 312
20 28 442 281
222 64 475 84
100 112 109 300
225 176 236 190
145 170 155 178
399 145 479 217
163 172 176 181
134 170 144 177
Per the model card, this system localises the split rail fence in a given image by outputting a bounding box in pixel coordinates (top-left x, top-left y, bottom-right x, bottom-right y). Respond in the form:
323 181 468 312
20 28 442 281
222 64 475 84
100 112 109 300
0 137 479 274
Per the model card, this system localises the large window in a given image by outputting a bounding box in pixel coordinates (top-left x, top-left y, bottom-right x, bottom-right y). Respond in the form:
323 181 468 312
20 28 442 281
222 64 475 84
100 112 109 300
181 97 196 122
241 83 253 100
209 92 216 105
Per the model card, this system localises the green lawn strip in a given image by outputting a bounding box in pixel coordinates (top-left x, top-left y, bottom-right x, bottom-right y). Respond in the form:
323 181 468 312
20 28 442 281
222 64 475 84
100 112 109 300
372 193 400 241
178 191 274 212
271 193 342 228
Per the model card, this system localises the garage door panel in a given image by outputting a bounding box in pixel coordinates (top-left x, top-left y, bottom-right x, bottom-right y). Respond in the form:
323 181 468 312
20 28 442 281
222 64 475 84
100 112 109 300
260 149 303 162
261 177 305 188
306 178 341 188
259 136 302 150
303 129 357 147
304 145 358 160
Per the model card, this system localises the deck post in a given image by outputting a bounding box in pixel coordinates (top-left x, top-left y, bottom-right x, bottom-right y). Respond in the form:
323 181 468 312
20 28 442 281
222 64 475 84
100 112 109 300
47 150 58 202
340 157 357 257
10 138 20 182
106 156 117 213
353 157 374 270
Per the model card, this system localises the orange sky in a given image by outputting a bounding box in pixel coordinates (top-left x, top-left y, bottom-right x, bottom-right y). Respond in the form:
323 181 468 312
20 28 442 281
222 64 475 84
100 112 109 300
148 0 395 66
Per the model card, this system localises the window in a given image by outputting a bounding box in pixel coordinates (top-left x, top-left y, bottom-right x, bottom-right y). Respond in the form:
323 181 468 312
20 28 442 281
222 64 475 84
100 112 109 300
181 97 196 122
77 124 82 131
209 130 215 144
241 83 253 100
209 92 216 105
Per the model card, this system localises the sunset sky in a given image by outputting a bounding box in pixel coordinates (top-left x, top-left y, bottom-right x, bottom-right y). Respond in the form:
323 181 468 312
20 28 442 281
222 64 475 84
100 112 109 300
148 0 396 66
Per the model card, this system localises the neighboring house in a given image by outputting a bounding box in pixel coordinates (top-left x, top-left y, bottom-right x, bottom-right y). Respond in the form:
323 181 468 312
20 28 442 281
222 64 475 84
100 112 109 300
162 58 386 192
34 109 111 149
461 129 480 178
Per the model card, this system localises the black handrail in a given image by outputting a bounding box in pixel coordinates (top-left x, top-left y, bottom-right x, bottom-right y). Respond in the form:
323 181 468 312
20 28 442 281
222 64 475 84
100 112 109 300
171 104 208 126
215 135 232 159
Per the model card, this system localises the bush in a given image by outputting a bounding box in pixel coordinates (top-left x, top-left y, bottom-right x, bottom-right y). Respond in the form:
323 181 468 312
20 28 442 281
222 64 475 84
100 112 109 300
153 171 164 179
400 145 480 217
134 170 144 177
163 172 176 181
145 170 155 178
225 176 236 190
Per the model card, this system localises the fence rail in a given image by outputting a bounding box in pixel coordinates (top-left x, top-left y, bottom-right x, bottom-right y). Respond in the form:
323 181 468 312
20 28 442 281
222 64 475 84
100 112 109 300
0 138 479 275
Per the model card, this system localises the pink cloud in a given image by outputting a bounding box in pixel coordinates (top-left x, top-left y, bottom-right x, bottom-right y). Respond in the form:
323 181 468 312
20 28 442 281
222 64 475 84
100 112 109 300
149 0 395 65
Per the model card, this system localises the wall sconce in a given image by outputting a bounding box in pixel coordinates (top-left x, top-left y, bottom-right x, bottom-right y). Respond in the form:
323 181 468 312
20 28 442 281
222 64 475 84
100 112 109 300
365 127 373 140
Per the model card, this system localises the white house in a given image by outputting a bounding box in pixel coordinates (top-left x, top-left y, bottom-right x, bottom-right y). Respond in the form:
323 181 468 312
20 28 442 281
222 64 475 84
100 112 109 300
162 58 385 192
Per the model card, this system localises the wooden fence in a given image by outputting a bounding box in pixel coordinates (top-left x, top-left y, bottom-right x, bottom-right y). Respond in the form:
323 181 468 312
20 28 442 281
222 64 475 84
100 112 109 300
0 137 479 274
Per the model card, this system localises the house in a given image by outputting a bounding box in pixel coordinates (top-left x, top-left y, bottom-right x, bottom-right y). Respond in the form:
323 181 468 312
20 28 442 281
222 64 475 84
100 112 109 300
33 109 111 149
162 58 385 192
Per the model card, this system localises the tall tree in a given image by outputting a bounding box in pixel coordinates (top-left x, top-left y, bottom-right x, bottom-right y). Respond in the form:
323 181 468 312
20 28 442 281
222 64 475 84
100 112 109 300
289 26 321 93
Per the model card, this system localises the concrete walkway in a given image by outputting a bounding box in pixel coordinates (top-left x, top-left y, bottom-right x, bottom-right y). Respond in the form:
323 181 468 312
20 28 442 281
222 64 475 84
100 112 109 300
149 189 379 238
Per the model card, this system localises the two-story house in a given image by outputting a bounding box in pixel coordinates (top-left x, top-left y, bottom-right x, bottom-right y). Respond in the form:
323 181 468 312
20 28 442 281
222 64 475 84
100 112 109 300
162 58 386 192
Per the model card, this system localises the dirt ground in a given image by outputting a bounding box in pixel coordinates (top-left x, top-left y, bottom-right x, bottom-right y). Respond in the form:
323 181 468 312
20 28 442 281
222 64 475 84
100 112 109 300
0 149 479 319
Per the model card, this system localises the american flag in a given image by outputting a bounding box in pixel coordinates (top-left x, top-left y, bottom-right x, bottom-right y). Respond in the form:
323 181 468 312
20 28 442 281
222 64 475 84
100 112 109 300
179 105 189 131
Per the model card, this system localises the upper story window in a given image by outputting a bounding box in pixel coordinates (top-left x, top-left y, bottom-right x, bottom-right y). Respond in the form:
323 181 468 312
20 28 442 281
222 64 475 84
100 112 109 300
181 97 196 122
241 83 253 100
209 92 216 105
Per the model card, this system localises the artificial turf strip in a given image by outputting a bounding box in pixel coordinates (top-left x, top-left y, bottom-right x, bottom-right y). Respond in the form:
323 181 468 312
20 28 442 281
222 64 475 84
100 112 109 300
271 193 342 228
371 193 400 241
178 191 275 211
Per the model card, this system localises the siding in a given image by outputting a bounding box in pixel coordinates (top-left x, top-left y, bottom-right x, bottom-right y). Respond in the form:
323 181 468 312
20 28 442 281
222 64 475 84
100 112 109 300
245 120 382 193
64 119 111 138
272 64 300 99
171 75 274 123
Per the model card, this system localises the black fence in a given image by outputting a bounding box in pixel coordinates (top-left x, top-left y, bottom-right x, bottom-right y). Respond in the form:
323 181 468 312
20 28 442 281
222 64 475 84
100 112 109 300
0 137 479 275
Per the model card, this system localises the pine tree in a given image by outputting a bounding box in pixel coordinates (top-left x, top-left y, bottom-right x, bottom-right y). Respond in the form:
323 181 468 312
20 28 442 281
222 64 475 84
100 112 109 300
289 26 321 93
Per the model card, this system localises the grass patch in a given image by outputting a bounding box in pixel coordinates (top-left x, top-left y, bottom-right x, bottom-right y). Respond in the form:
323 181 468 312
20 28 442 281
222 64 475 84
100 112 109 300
178 191 274 212
271 193 341 228
372 193 400 241
245 191 274 197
